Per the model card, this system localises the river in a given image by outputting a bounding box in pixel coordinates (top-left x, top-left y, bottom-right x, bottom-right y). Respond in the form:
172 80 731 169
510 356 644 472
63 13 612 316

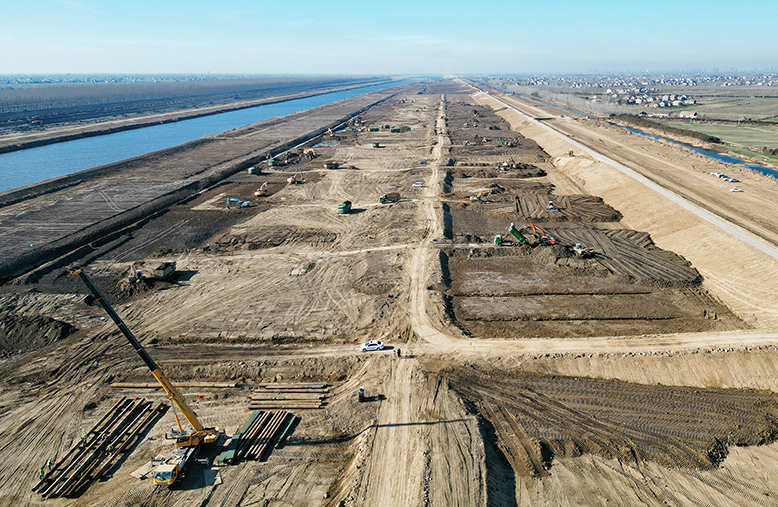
487 83 777 180
0 81 401 193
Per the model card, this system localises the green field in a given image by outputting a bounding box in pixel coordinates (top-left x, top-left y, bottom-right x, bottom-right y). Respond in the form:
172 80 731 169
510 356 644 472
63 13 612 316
664 121 778 165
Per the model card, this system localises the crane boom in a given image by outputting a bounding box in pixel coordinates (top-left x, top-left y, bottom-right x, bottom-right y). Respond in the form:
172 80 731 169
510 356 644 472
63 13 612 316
69 268 215 446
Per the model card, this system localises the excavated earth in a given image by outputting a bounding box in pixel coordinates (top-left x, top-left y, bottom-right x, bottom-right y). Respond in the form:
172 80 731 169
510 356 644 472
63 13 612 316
2 79 778 507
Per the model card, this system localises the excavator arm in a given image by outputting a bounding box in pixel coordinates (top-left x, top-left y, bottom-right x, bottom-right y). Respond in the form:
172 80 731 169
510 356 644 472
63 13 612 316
69 268 215 446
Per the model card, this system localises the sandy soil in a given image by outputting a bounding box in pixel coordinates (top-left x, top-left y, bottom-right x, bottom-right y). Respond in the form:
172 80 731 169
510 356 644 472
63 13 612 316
2 79 778 507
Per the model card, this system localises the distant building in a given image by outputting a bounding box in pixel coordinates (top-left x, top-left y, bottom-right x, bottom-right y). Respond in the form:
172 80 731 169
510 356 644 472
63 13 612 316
678 111 699 119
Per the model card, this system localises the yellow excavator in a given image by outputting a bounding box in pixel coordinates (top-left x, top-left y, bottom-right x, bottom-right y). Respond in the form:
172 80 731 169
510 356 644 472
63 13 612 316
470 190 491 202
254 182 268 197
287 173 305 184
68 268 218 485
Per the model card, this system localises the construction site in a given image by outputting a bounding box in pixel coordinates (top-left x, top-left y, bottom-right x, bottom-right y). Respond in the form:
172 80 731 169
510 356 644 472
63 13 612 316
3 79 778 506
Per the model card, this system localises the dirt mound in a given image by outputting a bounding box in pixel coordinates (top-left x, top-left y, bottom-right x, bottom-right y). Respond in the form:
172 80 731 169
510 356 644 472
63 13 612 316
449 165 546 179
0 311 77 357
444 365 778 477
213 226 338 251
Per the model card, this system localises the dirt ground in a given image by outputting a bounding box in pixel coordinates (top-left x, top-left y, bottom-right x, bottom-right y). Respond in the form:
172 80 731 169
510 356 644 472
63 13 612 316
3 79 778 507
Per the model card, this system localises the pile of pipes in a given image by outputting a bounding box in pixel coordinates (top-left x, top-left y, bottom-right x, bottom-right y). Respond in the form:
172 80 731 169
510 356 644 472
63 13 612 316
216 410 296 464
33 397 165 498
248 382 330 410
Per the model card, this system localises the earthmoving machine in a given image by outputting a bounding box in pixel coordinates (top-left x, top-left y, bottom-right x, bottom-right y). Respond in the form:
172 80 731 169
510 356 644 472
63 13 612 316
68 268 219 486
254 182 268 197
494 223 529 245
379 192 400 204
567 150 574 157
529 223 556 245
572 243 593 258
226 197 250 208
128 264 143 283
470 190 491 202
338 200 352 214
287 173 305 184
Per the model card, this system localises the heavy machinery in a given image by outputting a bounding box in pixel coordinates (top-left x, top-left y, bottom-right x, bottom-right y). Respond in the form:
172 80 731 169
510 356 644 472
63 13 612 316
128 264 143 283
337 200 352 214
254 182 268 197
566 150 574 157
470 190 491 202
152 261 176 280
68 268 218 485
226 197 250 208
379 192 400 204
287 173 305 184
529 223 556 245
572 243 593 258
495 223 528 245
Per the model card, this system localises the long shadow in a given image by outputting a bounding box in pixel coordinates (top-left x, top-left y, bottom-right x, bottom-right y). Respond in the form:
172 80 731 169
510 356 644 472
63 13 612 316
284 418 471 447
477 414 518 507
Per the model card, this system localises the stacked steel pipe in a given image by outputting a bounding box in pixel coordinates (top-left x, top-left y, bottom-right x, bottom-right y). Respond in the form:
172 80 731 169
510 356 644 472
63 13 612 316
248 382 329 410
32 397 166 498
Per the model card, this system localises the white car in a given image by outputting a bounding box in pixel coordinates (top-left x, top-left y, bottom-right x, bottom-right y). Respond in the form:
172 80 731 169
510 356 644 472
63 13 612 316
360 340 385 352
412 182 424 187
730 187 744 192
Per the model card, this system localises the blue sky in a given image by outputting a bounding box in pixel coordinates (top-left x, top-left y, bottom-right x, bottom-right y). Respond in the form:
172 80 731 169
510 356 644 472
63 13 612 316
1 0 776 75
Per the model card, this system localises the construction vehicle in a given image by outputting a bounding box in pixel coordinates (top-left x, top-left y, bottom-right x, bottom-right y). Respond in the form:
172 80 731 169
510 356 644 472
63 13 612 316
226 197 250 208
337 201 352 214
128 264 143 283
287 173 305 184
254 182 268 197
567 150 574 157
495 223 529 245
152 261 176 280
151 446 198 486
323 163 340 169
379 193 401 204
470 190 491 202
529 223 556 245
247 166 261 175
572 243 593 258
68 269 219 486
303 148 316 157
546 200 558 212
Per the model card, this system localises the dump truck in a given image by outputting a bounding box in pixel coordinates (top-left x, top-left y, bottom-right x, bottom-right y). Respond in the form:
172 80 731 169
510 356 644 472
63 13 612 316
495 223 529 245
338 201 352 214
153 261 176 280
379 193 400 204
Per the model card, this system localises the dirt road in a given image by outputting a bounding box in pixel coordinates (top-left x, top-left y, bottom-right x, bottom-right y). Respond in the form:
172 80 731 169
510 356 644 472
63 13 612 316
4 79 778 507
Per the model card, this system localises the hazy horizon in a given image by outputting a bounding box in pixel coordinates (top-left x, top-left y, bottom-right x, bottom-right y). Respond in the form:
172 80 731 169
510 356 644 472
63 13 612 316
2 0 776 75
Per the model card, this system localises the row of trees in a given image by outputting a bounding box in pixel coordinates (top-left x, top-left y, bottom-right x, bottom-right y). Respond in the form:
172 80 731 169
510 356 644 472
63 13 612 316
0 76 382 114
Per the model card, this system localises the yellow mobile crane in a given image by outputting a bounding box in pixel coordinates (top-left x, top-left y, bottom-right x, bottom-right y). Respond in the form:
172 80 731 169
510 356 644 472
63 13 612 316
68 268 218 485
